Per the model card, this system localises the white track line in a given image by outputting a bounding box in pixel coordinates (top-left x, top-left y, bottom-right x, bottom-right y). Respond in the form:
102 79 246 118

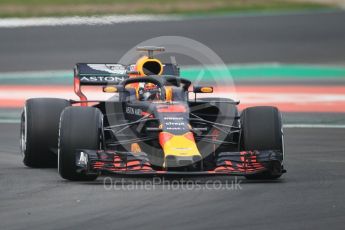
284 124 345 128
0 119 20 124
0 15 181 28
0 9 339 29
0 70 70 79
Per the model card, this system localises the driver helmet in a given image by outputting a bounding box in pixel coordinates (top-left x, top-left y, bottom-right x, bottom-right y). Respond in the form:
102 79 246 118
138 83 160 101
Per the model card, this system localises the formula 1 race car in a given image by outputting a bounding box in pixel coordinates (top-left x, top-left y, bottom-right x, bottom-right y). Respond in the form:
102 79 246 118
20 46 286 181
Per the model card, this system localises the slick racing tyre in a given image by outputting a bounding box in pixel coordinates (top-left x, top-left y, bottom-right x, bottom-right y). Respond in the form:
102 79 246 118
21 98 70 168
58 107 103 181
240 106 283 180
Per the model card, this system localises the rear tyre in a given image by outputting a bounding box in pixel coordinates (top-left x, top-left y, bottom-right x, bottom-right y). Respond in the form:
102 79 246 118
58 107 103 181
21 98 70 168
240 106 283 180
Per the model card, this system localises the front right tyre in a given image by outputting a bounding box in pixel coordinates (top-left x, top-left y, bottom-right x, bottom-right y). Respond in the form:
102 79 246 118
240 106 284 180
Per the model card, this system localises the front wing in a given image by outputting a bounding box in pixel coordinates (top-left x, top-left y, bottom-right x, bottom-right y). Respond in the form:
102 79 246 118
75 149 285 176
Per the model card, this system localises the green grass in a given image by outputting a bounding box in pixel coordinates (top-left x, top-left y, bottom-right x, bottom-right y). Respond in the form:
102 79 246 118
0 0 334 18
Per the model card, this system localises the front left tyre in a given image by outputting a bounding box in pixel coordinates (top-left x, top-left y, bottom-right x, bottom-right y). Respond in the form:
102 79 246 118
21 98 71 168
58 106 103 181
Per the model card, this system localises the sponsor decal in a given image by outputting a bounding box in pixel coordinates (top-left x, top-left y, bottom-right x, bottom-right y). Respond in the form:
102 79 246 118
126 107 142 116
157 104 186 113
165 122 185 126
164 117 184 121
128 64 136 72
80 76 126 83
87 64 127 74
163 116 188 131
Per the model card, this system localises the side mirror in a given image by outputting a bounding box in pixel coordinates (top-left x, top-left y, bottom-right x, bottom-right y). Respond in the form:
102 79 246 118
102 85 124 93
193 86 213 93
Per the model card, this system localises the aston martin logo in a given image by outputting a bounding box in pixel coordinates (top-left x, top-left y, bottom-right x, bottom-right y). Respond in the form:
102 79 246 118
80 76 126 83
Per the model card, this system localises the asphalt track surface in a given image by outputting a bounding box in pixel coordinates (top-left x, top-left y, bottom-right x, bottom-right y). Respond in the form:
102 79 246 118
0 123 344 230
1 10 345 72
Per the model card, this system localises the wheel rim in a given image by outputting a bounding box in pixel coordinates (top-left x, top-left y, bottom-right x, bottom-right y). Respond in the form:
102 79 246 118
20 107 27 157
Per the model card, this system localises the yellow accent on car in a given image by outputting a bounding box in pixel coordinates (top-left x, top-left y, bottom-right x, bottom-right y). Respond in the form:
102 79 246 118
160 132 201 158
131 143 142 153
136 56 164 76
200 87 213 93
165 86 173 102
103 86 118 93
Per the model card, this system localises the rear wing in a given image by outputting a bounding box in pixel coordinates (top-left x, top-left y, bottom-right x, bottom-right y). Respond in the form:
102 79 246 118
73 63 180 105
74 63 129 86
74 63 179 85
73 63 130 105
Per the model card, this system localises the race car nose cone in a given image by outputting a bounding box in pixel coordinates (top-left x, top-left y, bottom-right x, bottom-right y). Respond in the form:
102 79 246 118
165 155 202 169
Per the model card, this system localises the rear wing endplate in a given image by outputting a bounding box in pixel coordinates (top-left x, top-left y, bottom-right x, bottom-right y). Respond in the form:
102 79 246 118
74 63 130 105
74 63 129 86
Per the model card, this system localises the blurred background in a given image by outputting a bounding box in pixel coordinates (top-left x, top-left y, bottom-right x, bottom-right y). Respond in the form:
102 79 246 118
0 0 344 124
0 0 339 17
